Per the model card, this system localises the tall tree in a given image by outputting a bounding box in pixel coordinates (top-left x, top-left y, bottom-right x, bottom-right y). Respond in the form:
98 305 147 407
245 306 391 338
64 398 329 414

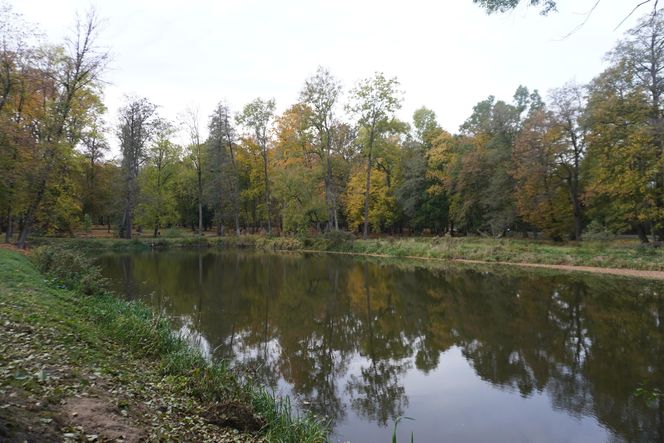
612 11 664 238
237 98 276 234
15 10 107 248
208 101 241 234
272 103 325 233
549 82 587 240
585 63 654 242
182 107 205 236
300 66 342 231
79 103 109 223
458 95 521 235
513 108 572 239
0 4 32 242
396 108 448 234
347 73 402 239
118 97 157 239
138 118 180 237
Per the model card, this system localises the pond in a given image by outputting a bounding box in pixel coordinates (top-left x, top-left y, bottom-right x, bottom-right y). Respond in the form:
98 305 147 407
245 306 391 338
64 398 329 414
99 249 664 443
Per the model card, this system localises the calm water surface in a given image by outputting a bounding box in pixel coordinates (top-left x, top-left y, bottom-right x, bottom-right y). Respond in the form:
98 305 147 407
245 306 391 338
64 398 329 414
98 249 664 443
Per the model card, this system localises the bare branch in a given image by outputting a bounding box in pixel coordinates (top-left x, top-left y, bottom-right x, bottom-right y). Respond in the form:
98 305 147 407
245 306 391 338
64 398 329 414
556 0 602 40
614 0 654 31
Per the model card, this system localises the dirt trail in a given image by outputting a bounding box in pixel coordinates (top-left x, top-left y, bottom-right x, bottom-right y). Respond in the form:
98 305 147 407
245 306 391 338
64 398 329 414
299 249 664 281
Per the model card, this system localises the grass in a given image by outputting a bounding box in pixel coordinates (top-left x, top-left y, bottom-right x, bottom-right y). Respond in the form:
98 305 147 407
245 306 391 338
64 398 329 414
0 247 328 442
26 230 664 273
315 236 664 271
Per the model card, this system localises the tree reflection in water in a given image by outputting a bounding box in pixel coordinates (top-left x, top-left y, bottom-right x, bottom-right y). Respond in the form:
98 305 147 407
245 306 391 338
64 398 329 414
101 250 664 442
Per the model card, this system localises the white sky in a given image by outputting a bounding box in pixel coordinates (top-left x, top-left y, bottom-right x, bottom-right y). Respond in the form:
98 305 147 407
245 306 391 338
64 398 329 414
10 0 646 144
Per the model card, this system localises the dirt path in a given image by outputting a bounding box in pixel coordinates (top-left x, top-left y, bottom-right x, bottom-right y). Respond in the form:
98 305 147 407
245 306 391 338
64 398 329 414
299 249 664 281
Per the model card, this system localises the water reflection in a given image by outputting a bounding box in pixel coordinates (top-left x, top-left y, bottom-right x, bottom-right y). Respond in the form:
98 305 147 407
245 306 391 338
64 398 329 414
99 250 664 442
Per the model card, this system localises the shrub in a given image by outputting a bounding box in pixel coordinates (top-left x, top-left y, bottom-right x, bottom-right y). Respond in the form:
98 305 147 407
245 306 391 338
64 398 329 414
583 221 616 241
83 214 92 233
323 230 355 247
31 245 107 295
255 236 303 251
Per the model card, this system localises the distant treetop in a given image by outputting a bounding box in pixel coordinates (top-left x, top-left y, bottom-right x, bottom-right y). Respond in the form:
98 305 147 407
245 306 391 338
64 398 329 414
473 0 557 15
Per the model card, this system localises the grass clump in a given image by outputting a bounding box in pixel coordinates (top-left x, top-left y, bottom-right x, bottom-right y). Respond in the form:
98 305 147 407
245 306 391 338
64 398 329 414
255 236 303 251
31 244 108 295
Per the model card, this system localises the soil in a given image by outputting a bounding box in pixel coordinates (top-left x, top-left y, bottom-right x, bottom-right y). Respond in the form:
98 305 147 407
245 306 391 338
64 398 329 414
204 400 266 433
63 396 144 442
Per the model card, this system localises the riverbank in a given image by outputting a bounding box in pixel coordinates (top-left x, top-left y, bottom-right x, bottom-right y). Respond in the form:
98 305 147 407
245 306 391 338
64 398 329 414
0 248 327 442
28 234 664 280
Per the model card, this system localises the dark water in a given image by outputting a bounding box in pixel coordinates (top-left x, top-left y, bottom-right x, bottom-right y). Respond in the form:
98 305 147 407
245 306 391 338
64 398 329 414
98 249 664 443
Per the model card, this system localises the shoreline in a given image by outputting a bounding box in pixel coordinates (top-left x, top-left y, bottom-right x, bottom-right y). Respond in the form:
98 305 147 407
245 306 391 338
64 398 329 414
0 248 327 442
24 235 664 281
298 249 664 281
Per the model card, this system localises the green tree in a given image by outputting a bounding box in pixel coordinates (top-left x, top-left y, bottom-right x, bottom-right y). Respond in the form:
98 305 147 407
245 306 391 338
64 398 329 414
300 67 343 231
14 11 107 247
396 107 449 233
512 108 572 239
272 104 326 233
136 118 181 237
79 102 109 224
208 101 241 234
347 73 403 239
549 82 587 240
237 98 276 234
585 63 654 242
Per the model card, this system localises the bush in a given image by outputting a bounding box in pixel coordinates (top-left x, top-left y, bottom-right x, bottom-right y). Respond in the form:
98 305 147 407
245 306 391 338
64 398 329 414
255 236 303 251
83 214 92 233
31 245 107 295
583 221 616 241
323 230 355 247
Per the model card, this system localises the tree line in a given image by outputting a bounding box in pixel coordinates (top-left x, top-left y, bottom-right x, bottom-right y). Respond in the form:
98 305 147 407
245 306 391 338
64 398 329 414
3 6 664 244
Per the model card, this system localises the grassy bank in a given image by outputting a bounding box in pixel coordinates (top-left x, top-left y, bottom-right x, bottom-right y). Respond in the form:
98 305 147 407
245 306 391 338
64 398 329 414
0 247 327 442
32 233 664 273
26 235 304 254
321 237 664 271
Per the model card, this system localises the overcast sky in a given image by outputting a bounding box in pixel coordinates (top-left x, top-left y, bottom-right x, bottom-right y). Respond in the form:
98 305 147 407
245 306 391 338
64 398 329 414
10 0 647 141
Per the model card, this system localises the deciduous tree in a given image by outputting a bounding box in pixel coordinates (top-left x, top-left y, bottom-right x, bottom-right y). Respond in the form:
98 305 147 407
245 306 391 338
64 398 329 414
347 73 402 239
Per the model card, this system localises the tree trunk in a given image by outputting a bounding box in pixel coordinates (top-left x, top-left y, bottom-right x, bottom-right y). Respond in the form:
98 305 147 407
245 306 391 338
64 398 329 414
363 130 375 240
123 208 133 239
262 151 271 235
198 202 203 236
637 222 650 244
227 141 242 236
325 140 337 231
4 208 12 243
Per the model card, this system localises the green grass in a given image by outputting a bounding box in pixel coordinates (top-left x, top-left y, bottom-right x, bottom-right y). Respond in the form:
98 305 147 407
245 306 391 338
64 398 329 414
29 235 282 253
30 232 664 272
0 247 328 442
318 237 664 271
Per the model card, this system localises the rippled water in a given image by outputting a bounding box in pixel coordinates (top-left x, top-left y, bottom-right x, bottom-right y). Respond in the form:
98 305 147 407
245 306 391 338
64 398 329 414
99 249 664 442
